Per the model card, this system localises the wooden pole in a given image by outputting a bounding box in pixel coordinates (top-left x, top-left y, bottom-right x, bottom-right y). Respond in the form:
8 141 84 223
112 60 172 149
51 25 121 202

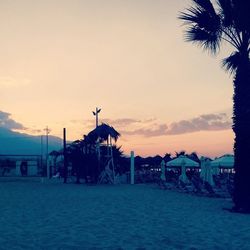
110 136 115 184
45 126 50 178
96 107 98 127
63 128 68 183
130 151 135 184
160 160 166 181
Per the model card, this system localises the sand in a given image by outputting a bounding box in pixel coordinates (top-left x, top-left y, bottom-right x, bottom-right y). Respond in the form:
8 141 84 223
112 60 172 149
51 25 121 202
0 179 249 250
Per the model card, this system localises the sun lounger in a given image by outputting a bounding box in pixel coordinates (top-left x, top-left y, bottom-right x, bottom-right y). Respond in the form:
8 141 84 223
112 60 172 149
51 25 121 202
203 181 221 197
178 180 193 192
52 172 60 178
157 179 173 190
213 175 222 188
226 179 234 197
191 176 204 194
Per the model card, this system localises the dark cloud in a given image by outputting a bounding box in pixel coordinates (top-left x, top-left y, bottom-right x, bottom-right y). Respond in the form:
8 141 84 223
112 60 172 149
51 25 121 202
167 113 232 135
120 113 232 137
0 111 26 130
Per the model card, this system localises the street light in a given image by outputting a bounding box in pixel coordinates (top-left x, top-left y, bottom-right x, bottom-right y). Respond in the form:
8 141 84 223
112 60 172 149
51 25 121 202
92 107 101 128
92 107 101 169
44 126 51 178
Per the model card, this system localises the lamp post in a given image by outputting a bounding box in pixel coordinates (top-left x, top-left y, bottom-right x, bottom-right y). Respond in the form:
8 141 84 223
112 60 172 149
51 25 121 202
92 107 101 128
130 151 135 184
44 126 51 178
92 107 101 173
63 128 68 183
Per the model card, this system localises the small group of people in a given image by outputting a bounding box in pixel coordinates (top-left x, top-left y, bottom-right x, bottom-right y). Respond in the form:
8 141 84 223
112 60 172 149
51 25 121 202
1 159 11 176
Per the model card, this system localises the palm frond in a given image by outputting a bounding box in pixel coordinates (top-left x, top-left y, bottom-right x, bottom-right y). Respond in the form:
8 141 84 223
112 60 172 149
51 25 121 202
193 0 217 15
179 6 220 32
87 123 120 143
186 26 221 53
216 0 234 28
221 51 240 73
231 0 250 31
179 0 222 54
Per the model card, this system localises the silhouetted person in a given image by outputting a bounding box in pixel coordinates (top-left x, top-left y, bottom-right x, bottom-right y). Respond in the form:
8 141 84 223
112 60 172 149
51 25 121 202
20 161 28 176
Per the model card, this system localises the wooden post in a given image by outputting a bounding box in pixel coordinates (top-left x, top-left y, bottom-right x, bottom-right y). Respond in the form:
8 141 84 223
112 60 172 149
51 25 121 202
130 151 135 184
160 160 166 181
63 128 68 183
44 126 50 179
110 136 115 184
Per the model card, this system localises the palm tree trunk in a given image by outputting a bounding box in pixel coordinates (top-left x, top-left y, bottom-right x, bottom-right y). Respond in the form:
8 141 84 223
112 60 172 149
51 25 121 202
233 56 250 212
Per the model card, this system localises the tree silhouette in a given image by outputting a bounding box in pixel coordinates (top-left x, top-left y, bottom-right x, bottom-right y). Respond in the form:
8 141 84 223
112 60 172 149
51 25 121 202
163 153 172 163
175 151 186 157
188 152 200 163
64 124 123 184
180 0 250 212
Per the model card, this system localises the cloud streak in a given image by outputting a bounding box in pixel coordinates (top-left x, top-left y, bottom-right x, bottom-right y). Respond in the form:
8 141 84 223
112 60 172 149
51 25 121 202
167 113 231 135
72 113 231 138
74 118 143 130
120 124 168 137
101 118 139 127
121 113 232 137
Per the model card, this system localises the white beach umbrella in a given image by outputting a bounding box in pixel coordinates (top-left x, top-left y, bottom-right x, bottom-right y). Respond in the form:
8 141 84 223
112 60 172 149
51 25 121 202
180 160 188 183
211 154 234 168
167 155 199 183
160 160 166 181
166 155 200 168
211 154 234 175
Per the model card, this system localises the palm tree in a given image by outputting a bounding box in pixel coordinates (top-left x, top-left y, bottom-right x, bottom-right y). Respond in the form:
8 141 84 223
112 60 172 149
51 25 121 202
87 123 120 143
175 150 186 157
179 0 250 212
188 152 200 164
163 153 172 163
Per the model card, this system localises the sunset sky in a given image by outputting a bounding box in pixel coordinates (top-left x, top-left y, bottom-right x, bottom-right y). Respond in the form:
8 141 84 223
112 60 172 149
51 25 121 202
0 0 234 157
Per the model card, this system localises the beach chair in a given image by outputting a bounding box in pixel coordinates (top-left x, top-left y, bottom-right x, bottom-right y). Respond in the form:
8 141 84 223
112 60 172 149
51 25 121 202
191 176 204 194
203 181 221 197
178 180 193 193
213 175 222 188
226 179 234 197
157 178 172 190
52 172 60 178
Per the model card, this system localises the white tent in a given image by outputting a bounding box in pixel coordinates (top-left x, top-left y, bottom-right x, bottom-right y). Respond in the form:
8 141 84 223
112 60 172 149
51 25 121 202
166 155 199 183
211 154 234 174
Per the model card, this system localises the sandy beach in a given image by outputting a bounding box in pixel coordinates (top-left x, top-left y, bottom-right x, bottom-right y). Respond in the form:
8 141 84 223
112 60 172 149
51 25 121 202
0 179 249 250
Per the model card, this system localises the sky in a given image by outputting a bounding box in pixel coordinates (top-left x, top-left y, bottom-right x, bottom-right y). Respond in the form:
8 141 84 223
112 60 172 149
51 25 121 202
0 0 235 157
